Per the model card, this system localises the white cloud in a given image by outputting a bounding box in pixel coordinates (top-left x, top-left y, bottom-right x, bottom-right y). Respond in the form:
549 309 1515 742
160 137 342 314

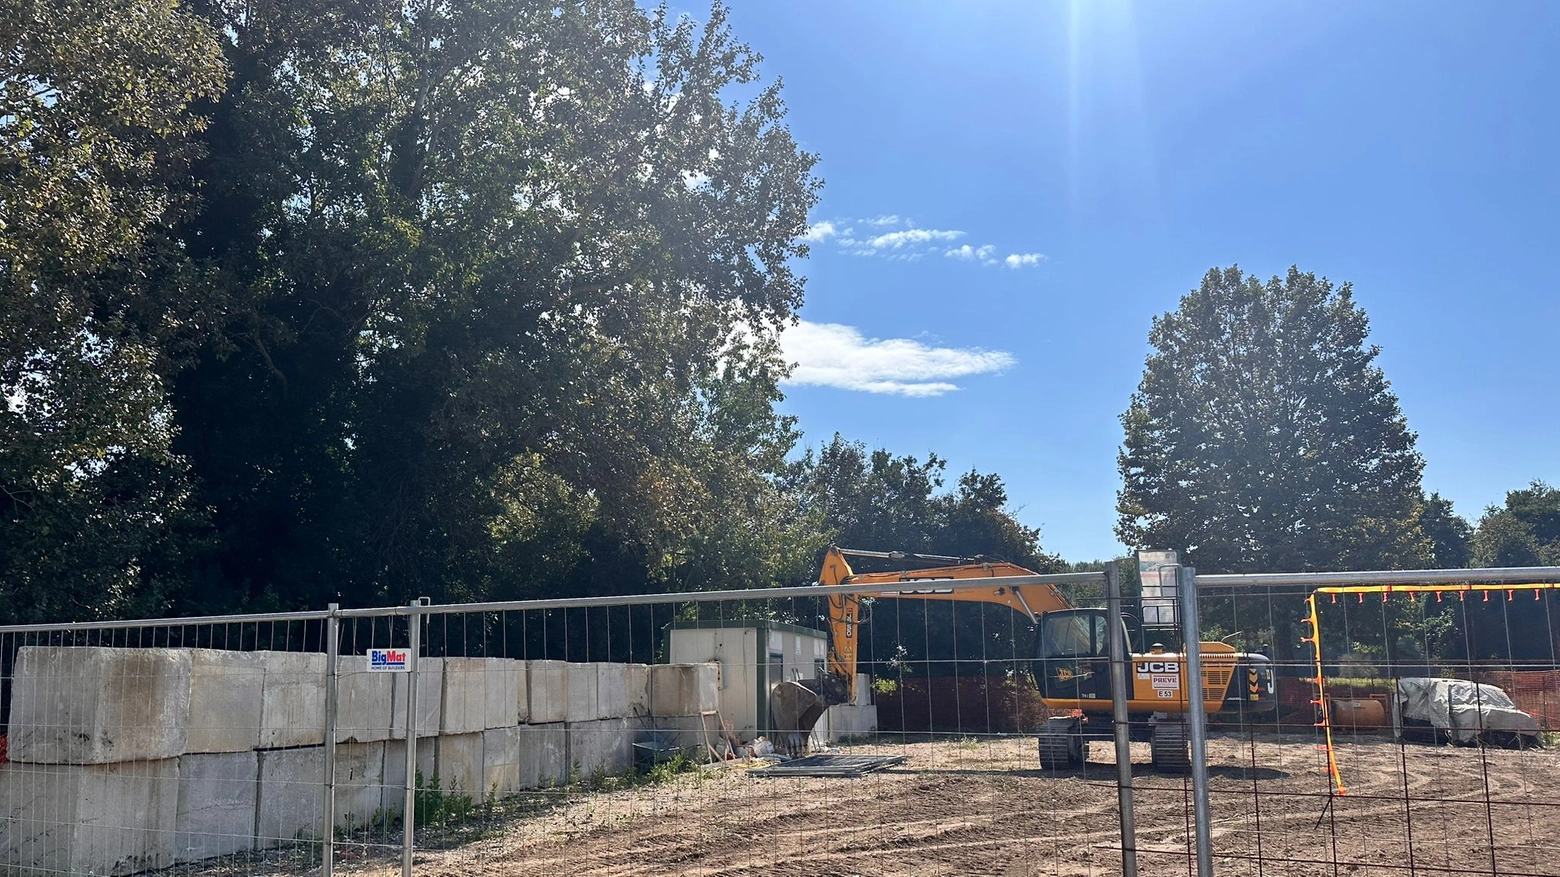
857 227 964 251
805 213 1046 268
682 170 710 189
781 320 1016 397
945 244 996 262
802 220 836 241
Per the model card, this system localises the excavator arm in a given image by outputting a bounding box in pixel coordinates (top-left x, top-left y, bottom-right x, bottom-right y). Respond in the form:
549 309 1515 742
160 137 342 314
768 546 1069 753
817 547 1074 695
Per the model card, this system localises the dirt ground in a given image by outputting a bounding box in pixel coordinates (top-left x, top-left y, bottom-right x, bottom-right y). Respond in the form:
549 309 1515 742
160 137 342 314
319 732 1560 877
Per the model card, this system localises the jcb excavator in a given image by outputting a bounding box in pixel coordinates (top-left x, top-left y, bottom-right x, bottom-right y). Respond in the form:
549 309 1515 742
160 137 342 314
769 547 1276 769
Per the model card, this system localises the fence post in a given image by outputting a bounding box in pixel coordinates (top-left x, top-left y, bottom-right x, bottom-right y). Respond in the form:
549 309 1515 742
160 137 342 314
1179 566 1213 876
322 603 340 877
1105 561 1138 877
402 599 424 877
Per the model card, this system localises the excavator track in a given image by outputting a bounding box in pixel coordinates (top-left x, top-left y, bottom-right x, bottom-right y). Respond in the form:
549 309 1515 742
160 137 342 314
1037 716 1088 770
1149 715 1190 772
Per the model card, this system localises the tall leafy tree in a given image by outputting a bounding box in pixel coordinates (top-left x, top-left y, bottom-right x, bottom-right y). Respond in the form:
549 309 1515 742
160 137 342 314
1117 266 1429 656
1118 265 1428 574
0 0 226 620
166 1 820 611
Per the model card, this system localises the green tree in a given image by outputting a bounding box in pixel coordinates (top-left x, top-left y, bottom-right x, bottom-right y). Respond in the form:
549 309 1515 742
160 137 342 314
1117 266 1430 657
1445 482 1560 662
1 0 226 620
1418 492 1473 569
785 434 1064 678
1118 265 1428 573
1493 481 1560 564
164 1 820 611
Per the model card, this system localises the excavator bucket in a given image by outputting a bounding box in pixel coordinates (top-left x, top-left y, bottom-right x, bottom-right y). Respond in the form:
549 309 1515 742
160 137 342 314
769 676 849 756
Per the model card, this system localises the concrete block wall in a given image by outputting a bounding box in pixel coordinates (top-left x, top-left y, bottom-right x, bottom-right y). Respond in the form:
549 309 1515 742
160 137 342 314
648 663 722 751
0 759 180 876
186 650 265 753
175 751 258 862
9 647 193 764
2 646 719 875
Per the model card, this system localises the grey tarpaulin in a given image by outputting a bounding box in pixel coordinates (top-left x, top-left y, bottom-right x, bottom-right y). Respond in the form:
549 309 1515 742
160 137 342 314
1395 677 1540 744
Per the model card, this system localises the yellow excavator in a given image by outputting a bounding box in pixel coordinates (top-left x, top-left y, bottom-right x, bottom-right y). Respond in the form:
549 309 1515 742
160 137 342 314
769 546 1276 769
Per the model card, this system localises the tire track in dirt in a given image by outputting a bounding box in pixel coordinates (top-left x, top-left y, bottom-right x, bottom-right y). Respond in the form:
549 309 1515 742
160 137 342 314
328 735 1560 877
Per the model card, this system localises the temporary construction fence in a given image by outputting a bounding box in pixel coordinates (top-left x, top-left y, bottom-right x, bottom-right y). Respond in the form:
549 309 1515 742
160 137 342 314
2 562 1560 876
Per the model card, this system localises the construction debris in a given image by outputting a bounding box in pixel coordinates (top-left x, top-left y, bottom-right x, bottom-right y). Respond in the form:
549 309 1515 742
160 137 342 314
747 754 907 778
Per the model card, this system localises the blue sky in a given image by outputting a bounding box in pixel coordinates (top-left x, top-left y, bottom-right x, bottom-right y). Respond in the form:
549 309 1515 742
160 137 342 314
715 2 1560 562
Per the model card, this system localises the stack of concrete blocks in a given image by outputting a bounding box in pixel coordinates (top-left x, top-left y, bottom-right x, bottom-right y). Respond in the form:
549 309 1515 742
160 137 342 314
819 674 880 743
0 647 190 876
647 663 723 754
0 645 721 876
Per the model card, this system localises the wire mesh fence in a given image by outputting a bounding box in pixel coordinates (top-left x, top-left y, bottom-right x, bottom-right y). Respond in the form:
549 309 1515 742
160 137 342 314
4 564 1560 876
1191 570 1560 877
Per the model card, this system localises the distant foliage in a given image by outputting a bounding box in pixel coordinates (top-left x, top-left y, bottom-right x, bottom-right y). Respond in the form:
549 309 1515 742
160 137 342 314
785 434 1066 678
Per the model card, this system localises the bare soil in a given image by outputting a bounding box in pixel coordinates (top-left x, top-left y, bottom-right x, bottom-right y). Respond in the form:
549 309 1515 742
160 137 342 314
320 732 1560 877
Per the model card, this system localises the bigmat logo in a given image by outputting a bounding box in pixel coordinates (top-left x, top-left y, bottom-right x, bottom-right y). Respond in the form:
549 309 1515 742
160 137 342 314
368 648 410 671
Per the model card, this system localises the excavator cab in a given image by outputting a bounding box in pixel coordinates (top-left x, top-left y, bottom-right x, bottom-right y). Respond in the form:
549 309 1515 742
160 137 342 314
1032 608 1143 702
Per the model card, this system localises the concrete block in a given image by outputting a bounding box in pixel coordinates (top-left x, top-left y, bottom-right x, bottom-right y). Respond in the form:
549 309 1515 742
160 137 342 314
596 663 628 719
511 659 530 725
688 663 720 713
516 723 569 789
566 718 632 777
252 743 378 846
9 646 192 764
255 747 324 846
659 714 720 755
258 651 327 750
433 733 485 802
476 659 524 730
625 663 651 716
441 658 523 733
648 665 681 717
649 663 720 718
381 737 436 816
186 649 265 754
564 662 598 723
821 704 879 744
526 661 567 724
481 727 523 797
390 657 443 738
335 742 386 831
0 758 179 875
440 658 485 734
175 751 258 863
336 655 394 743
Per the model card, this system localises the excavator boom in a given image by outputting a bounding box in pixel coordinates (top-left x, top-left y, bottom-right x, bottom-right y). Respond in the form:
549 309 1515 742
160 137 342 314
817 547 1075 696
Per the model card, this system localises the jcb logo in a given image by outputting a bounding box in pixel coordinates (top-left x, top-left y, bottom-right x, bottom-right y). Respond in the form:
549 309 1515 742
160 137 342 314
1135 661 1179 674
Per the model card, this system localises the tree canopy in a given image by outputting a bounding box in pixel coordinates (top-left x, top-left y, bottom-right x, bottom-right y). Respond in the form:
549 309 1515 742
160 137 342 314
3 1 1069 627
1 0 226 621
1117 265 1429 575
